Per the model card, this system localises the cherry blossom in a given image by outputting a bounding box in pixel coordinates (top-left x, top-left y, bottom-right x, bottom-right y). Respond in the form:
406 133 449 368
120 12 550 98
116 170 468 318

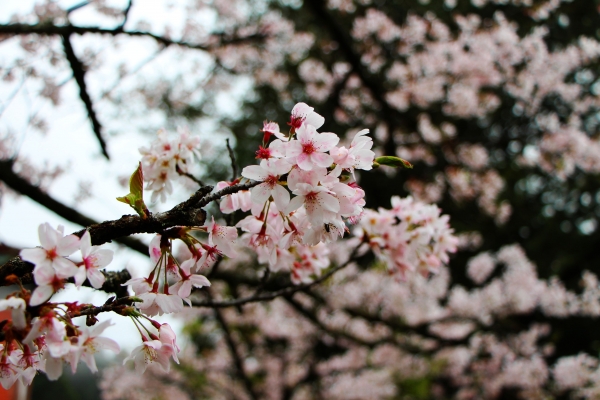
74 230 113 289
19 223 79 276
286 124 339 170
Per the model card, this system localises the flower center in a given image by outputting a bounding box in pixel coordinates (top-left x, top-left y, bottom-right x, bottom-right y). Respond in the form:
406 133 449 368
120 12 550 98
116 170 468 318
265 175 278 187
302 141 316 155
255 146 271 159
288 115 304 130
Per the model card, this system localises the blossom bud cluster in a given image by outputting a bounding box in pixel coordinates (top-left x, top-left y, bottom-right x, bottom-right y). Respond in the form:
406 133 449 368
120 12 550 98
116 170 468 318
125 230 218 316
139 128 202 203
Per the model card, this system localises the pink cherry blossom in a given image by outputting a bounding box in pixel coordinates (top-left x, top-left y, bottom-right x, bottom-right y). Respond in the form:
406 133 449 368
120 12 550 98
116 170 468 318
20 223 79 277
170 258 211 300
242 158 293 211
330 129 376 176
124 340 170 374
206 216 238 258
286 124 339 170
70 320 120 373
287 102 325 131
74 230 113 289
287 182 340 226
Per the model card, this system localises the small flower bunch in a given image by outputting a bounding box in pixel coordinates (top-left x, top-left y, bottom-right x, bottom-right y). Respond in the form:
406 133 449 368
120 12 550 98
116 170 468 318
0 288 121 387
218 103 374 283
357 196 459 279
20 223 112 306
139 127 202 203
125 228 219 316
0 224 123 386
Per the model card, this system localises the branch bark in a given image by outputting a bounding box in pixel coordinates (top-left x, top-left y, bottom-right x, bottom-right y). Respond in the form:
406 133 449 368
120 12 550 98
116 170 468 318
61 32 109 159
0 158 147 254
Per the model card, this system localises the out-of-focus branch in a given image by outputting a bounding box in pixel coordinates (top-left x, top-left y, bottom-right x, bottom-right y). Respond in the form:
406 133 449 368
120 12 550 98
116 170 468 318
61 32 109 159
192 245 359 308
212 298 259 400
284 295 391 348
118 0 133 30
303 0 403 155
0 23 264 52
0 158 147 254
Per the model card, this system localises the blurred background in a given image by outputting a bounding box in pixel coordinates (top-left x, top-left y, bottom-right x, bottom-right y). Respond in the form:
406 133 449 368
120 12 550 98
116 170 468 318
2 0 600 398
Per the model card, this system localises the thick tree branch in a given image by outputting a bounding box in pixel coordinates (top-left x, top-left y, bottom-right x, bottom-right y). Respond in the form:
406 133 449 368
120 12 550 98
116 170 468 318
0 158 146 254
0 181 258 286
61 32 109 159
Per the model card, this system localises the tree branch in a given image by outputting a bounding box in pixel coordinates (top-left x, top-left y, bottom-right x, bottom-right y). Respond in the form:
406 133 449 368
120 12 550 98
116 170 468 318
192 245 360 308
0 158 146 254
212 298 259 400
0 23 264 52
61 32 109 159
0 181 257 286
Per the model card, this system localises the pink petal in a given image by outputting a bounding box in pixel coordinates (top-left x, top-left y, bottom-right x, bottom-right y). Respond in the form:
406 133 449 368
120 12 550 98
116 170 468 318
272 184 291 211
310 152 334 168
241 165 268 181
313 132 339 151
29 285 54 306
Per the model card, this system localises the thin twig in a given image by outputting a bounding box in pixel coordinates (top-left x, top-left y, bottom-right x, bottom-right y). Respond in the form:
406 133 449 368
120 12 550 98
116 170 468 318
195 180 260 209
0 23 265 52
192 246 359 308
225 138 238 181
118 0 133 30
176 167 205 186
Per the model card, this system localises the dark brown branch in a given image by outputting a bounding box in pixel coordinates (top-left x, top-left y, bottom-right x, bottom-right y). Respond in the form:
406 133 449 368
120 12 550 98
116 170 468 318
61 32 109 159
195 180 259 209
0 158 147 254
67 295 138 318
212 299 259 400
0 23 264 52
0 181 257 286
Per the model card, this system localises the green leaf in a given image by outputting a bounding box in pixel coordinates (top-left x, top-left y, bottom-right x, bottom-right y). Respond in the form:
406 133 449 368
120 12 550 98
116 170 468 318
117 162 149 218
373 156 413 169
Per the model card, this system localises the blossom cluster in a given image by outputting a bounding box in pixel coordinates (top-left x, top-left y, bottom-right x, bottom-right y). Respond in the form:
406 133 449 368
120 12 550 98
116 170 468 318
0 224 118 387
0 224 182 388
139 128 202 203
357 196 459 279
3 103 457 388
217 103 374 283
20 223 112 305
